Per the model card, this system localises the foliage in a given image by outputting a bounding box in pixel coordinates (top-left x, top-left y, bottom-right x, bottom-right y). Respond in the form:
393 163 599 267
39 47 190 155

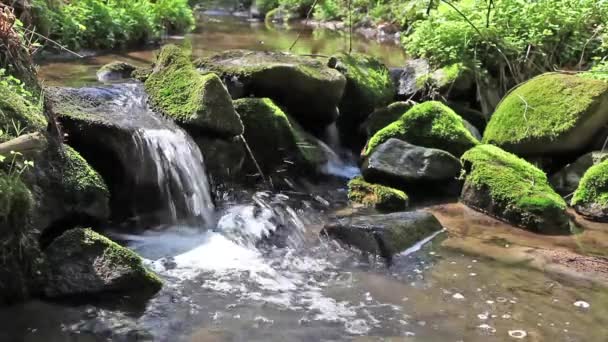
36 0 194 50
0 69 45 142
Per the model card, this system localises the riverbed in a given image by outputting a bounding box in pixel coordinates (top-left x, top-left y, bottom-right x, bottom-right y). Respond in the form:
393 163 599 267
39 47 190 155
2 12 608 342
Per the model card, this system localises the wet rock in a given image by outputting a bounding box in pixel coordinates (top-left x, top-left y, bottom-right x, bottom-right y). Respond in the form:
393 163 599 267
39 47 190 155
361 101 412 138
365 101 479 158
196 50 346 130
146 45 244 137
44 228 162 297
195 136 246 181
390 59 430 98
322 211 443 260
460 145 570 234
484 73 608 156
571 159 608 221
550 151 608 195
362 139 461 188
347 176 408 212
233 97 327 175
96 62 136 82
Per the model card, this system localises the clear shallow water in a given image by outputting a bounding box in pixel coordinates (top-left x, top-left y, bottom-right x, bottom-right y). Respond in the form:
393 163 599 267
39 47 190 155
37 13 407 87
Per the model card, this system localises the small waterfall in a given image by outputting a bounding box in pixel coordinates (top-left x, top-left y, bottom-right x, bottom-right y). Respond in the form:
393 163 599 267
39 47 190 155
132 124 215 227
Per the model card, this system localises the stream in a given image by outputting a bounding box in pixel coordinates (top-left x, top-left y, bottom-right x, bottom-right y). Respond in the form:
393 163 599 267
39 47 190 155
1 12 607 342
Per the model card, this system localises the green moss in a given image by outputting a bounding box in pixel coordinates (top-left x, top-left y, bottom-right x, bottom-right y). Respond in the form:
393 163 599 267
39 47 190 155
64 228 162 290
333 52 394 117
572 159 608 207
348 176 408 212
461 145 567 229
483 73 608 147
62 145 109 197
364 101 412 137
145 45 243 136
98 61 136 75
0 80 46 142
0 171 33 231
234 97 322 171
365 101 479 156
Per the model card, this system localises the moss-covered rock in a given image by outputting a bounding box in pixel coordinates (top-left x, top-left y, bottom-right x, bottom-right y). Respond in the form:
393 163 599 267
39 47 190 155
233 98 326 174
550 151 608 195
0 79 46 142
571 159 608 221
460 145 570 234
0 171 33 231
145 45 244 137
365 101 479 157
44 228 162 297
347 176 408 212
483 73 608 156
196 50 346 129
330 52 394 121
61 145 109 208
362 101 412 138
96 61 137 82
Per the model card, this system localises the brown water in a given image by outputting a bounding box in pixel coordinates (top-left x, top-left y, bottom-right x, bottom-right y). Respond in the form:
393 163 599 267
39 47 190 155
37 12 407 87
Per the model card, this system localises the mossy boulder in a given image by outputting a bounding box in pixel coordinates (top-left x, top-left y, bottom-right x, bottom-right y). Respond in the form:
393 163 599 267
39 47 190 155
329 52 394 122
391 60 474 101
96 61 137 82
362 101 412 138
0 78 46 142
145 45 244 137
551 151 608 195
347 176 408 212
483 73 608 156
460 145 570 234
233 98 326 174
322 211 443 261
196 50 346 129
365 101 479 157
571 159 608 221
44 228 162 297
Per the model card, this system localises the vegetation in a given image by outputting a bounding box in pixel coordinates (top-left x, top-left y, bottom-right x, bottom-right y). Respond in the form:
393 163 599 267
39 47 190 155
24 0 195 50
347 176 408 212
365 101 478 157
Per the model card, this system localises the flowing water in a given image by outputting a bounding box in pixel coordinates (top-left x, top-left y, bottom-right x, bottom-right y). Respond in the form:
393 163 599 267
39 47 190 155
3 10 608 342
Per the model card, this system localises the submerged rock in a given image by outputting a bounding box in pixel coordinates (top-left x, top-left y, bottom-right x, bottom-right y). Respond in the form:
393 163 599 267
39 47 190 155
322 211 443 260
233 97 326 175
362 101 412 138
362 138 461 188
550 151 608 195
571 159 608 221
365 101 479 157
347 176 408 212
196 50 346 129
460 145 570 234
145 45 244 137
483 73 608 156
44 228 162 297
96 61 136 82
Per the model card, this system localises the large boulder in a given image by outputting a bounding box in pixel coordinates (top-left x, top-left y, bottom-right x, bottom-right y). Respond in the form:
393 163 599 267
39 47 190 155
347 176 408 212
145 45 244 137
571 159 608 221
483 73 608 156
460 145 570 234
322 211 443 261
329 52 394 125
196 50 346 129
44 228 162 297
362 138 461 188
194 136 247 182
362 101 412 138
233 98 327 175
365 101 479 157
550 151 608 195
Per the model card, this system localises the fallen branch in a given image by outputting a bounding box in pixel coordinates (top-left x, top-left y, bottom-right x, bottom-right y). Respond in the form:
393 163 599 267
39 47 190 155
0 132 47 155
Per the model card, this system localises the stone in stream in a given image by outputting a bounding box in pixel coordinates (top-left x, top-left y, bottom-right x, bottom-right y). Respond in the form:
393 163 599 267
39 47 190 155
145 45 244 138
460 144 570 234
483 73 608 157
571 159 608 221
196 49 346 130
96 61 137 82
322 211 443 261
347 176 409 212
365 101 479 158
361 101 413 138
44 228 162 297
550 151 608 195
362 138 461 188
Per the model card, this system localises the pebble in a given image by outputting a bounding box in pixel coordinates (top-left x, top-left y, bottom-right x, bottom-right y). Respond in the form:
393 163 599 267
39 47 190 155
508 330 527 339
573 300 590 309
453 293 465 300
